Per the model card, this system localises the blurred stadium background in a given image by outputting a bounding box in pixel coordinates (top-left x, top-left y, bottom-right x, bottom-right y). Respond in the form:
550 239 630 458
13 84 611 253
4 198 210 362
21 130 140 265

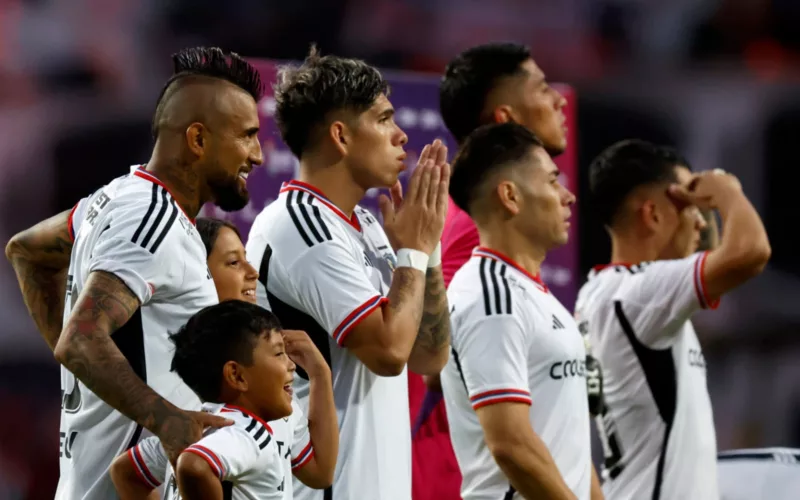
2 0 800 498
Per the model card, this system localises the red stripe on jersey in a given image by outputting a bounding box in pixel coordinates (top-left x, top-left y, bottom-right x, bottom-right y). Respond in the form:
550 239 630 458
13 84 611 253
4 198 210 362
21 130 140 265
67 202 79 242
280 180 362 232
472 396 533 410
223 405 274 434
291 442 315 470
185 445 225 478
473 247 548 292
694 251 720 310
333 295 387 346
127 447 160 488
133 167 195 224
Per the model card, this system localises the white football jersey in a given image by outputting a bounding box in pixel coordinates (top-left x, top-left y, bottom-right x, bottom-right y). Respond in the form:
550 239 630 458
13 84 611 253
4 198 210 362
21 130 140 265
57 166 217 500
130 403 286 499
718 448 800 500
269 399 313 500
246 180 410 500
574 251 719 500
441 247 592 500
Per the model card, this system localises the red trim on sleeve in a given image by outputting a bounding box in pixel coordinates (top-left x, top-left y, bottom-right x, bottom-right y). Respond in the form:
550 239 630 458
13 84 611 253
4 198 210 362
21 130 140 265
332 295 388 346
127 447 160 488
469 389 533 410
67 202 79 242
290 442 315 470
693 252 720 310
184 445 225 479
222 405 273 434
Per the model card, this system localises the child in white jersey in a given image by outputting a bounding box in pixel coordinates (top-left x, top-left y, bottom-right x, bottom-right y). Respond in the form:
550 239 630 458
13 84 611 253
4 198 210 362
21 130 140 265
109 300 334 499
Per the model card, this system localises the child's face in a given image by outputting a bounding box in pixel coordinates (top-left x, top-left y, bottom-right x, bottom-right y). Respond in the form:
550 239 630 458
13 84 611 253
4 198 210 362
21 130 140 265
244 329 296 421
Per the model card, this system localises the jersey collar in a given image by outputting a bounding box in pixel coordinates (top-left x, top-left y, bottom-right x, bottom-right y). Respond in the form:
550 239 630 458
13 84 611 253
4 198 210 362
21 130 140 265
280 180 362 232
221 404 274 434
132 166 196 225
472 247 548 293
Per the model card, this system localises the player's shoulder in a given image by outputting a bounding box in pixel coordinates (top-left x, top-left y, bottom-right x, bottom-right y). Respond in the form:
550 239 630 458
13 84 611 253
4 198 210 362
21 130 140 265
449 257 522 321
206 404 276 453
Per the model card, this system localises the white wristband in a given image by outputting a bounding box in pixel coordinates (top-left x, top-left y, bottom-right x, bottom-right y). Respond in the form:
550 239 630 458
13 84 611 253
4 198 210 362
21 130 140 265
396 248 429 272
428 242 442 268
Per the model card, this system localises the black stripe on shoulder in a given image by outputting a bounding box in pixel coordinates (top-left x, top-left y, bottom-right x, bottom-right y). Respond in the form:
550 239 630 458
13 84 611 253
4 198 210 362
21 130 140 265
286 191 315 247
131 183 159 244
479 258 513 316
296 192 325 244
241 414 272 450
149 200 178 254
258 433 272 450
140 188 169 249
308 197 332 241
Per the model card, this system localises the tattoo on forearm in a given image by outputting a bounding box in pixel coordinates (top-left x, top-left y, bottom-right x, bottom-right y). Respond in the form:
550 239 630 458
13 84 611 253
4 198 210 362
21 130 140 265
6 210 74 349
388 268 424 328
59 271 178 432
413 268 451 354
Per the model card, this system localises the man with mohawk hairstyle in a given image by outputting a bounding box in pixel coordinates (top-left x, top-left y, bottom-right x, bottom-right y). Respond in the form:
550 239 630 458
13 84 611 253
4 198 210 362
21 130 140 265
5 46 265 500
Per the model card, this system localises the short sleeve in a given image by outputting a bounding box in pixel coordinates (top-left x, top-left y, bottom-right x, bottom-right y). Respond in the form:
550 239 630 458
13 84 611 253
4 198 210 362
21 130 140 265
87 202 180 305
454 315 531 410
128 436 167 488
183 427 264 481
614 251 719 348
442 199 479 287
67 198 89 242
289 403 314 471
289 240 387 346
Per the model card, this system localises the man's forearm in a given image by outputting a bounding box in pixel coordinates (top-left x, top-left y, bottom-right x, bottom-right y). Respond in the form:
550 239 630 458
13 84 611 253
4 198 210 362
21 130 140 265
408 266 450 375
697 209 719 251
54 271 181 434
494 434 576 500
6 209 74 349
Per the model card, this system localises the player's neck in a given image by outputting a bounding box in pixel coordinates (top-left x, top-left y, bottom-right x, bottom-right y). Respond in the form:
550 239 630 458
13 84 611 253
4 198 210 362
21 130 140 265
479 228 546 276
145 153 204 220
297 161 366 217
609 233 660 265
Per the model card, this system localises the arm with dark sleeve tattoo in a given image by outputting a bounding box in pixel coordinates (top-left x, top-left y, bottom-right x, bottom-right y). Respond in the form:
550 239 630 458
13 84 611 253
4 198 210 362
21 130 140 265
5 209 74 349
408 266 450 375
54 271 188 448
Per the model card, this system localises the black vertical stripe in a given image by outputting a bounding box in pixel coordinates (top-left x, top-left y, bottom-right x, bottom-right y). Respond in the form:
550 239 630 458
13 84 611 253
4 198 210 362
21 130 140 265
258 433 272 450
245 418 257 433
489 259 502 314
503 485 516 500
252 425 266 441
140 188 169 248
286 191 314 247
614 300 676 500
114 308 146 452
125 424 143 451
500 265 512 314
310 201 332 241
479 258 492 315
222 480 233 500
258 245 273 290
297 192 325 243
451 347 468 391
131 184 158 243
324 486 332 500
149 201 178 253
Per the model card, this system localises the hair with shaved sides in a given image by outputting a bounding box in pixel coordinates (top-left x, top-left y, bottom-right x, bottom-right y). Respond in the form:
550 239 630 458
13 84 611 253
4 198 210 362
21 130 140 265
151 47 264 139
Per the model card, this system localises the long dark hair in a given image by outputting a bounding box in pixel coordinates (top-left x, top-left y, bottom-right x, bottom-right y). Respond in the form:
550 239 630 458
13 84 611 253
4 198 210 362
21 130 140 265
196 217 242 257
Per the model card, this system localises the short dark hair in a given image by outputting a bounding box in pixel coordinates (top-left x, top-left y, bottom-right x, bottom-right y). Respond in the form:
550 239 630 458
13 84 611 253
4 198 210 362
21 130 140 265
196 217 242 257
152 47 264 138
273 45 390 158
589 139 691 227
170 300 282 403
450 122 544 217
440 43 531 144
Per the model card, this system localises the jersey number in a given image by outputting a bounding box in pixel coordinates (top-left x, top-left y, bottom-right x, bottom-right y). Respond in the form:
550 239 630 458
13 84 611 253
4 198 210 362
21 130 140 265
596 410 625 480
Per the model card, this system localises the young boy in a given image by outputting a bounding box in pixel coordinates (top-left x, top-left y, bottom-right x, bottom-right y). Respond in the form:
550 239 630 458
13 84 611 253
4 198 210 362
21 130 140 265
110 300 338 499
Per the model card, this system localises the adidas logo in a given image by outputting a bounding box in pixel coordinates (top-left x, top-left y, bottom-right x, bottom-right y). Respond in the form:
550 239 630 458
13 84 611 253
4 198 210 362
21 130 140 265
553 315 565 329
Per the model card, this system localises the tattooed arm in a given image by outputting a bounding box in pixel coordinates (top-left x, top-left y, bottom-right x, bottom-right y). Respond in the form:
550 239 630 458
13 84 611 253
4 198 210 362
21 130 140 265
5 209 74 349
54 271 230 462
407 266 450 375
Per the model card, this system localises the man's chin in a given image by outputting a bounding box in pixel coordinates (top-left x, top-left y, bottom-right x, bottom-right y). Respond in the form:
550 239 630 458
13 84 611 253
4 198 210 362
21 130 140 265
215 194 250 212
